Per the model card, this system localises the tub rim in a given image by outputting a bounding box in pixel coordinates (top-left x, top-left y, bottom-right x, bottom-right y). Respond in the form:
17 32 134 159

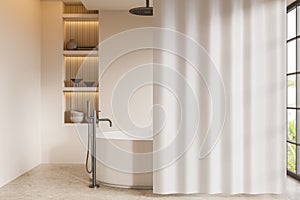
96 130 153 141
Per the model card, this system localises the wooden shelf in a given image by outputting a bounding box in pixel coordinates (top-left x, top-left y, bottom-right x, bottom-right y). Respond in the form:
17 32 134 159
63 123 88 126
63 87 98 92
63 50 98 57
63 14 98 21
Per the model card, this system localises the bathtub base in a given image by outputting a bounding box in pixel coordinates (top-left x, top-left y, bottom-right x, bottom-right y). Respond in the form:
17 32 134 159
100 181 153 190
96 131 153 189
97 162 153 189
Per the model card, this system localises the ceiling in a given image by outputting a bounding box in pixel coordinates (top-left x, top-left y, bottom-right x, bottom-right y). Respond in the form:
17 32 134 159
41 0 153 10
62 0 81 3
41 0 82 3
81 0 153 11
44 0 291 10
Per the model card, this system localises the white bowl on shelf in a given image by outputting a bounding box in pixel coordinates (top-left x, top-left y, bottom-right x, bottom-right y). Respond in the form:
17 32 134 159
69 110 84 123
70 115 84 123
70 110 84 116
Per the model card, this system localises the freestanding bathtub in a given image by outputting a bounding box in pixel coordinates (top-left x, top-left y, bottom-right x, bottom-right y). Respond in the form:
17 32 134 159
96 130 153 189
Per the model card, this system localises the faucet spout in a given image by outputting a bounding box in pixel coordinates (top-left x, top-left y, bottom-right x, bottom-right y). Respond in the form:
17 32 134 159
97 118 112 127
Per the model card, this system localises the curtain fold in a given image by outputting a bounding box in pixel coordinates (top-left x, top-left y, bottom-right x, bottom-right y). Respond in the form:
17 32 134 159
153 0 286 194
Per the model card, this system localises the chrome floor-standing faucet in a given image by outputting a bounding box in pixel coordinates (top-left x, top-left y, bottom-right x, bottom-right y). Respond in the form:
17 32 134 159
86 100 112 189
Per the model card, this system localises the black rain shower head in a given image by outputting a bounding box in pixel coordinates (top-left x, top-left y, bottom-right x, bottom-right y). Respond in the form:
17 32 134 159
129 0 153 16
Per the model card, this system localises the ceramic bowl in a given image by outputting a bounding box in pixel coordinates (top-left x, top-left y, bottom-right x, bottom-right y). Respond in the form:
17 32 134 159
70 116 84 123
70 110 84 116
84 81 95 87
71 78 83 87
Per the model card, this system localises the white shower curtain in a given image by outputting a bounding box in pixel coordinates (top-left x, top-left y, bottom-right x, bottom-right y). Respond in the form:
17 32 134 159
153 0 286 194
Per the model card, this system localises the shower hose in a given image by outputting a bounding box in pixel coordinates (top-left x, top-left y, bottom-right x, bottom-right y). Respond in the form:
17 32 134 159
85 123 92 174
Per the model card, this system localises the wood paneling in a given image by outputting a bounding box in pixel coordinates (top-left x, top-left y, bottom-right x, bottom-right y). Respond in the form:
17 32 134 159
64 4 98 14
64 21 99 49
64 56 99 87
64 92 99 123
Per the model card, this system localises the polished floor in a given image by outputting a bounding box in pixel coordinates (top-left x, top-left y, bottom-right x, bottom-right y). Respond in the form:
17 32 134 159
0 164 299 200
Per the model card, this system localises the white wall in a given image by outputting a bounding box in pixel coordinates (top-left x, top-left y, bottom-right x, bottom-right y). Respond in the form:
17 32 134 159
41 1 86 163
0 0 41 188
99 11 154 132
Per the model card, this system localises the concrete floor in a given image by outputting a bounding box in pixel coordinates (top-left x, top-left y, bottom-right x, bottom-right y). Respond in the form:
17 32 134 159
0 164 299 200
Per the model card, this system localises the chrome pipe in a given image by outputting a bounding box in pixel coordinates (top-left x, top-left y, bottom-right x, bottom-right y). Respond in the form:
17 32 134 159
89 110 99 188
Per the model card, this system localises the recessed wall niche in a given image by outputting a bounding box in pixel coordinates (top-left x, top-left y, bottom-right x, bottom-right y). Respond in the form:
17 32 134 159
62 3 99 124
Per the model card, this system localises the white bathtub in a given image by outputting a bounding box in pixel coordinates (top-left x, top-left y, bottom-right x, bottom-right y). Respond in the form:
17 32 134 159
96 130 153 189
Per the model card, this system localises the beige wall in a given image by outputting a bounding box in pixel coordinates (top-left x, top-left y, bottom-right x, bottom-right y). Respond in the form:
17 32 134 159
0 0 41 188
41 9 154 163
288 0 295 6
41 1 86 163
0 0 289 188
99 11 153 132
